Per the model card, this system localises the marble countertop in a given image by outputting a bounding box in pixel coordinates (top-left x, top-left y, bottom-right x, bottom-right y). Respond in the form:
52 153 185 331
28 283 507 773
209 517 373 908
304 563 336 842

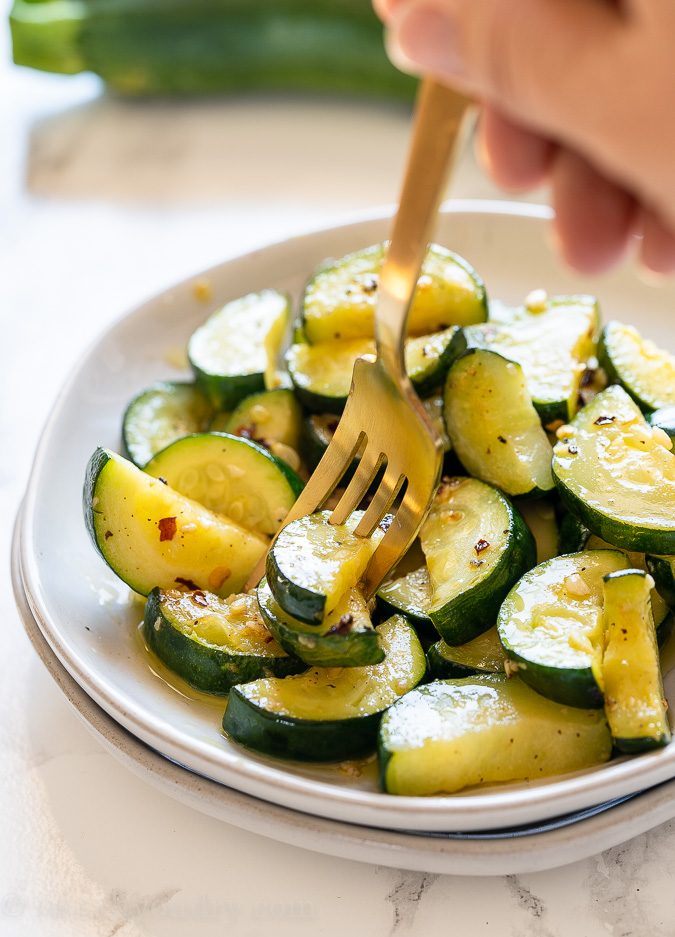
2 4 675 934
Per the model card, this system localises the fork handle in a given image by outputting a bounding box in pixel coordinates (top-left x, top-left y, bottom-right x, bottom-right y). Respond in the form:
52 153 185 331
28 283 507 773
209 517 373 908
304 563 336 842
375 80 475 382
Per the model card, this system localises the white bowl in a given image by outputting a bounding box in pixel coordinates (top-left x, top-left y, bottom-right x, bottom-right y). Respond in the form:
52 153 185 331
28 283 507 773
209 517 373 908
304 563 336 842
19 201 675 833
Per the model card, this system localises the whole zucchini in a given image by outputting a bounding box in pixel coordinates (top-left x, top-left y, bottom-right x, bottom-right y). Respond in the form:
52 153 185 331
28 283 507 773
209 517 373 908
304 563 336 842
10 0 418 100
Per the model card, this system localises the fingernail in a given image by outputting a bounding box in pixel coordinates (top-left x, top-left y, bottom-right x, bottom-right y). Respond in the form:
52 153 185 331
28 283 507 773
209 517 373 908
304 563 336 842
386 4 465 81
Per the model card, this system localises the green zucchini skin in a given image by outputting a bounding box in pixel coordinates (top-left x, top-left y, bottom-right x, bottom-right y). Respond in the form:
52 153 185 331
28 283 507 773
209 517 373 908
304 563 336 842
557 512 591 555
427 628 505 680
421 477 537 645
257 580 383 668
646 555 675 609
302 243 487 345
598 321 675 413
376 567 435 636
378 675 612 796
266 510 381 626
188 290 290 411
497 550 632 710
465 294 599 426
222 615 426 763
143 432 303 537
224 690 382 763
443 349 555 499
143 588 305 695
648 407 675 445
299 414 344 475
212 388 303 453
602 569 672 753
553 528 675 639
10 0 417 101
497 540 675 709
84 447 268 597
552 386 675 554
286 326 466 415
122 381 214 468
377 479 537 644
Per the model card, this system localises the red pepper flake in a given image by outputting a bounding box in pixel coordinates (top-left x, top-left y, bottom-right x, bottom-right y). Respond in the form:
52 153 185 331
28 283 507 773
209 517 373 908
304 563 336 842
594 415 616 426
475 539 490 555
158 517 177 541
327 613 354 636
175 577 200 590
190 591 209 608
236 425 255 440
264 635 274 644
104 530 113 539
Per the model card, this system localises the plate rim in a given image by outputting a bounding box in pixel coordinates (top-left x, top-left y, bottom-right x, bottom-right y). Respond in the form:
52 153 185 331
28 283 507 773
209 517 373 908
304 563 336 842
18 200 675 833
13 514 675 876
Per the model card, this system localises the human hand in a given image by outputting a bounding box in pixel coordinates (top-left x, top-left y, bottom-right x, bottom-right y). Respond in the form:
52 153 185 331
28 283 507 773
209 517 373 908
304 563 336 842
375 0 675 275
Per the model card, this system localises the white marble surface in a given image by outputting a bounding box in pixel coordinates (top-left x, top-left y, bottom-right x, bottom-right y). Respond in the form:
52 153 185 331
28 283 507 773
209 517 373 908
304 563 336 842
3 3 675 934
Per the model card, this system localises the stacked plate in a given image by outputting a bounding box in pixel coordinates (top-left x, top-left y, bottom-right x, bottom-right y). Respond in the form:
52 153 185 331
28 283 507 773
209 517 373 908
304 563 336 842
13 202 675 876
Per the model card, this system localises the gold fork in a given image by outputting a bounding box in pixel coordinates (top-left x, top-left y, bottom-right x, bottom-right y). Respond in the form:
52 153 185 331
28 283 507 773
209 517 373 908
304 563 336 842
247 79 475 597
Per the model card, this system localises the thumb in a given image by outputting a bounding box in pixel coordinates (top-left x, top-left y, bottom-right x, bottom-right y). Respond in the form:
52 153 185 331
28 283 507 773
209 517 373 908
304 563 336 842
386 0 625 143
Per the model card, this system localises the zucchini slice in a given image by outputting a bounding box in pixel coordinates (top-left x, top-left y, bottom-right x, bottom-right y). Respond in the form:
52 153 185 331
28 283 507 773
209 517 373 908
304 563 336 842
122 381 213 468
466 294 599 426
188 289 290 410
598 320 675 412
602 569 672 752
378 674 612 796
210 388 303 452
266 509 384 625
84 447 268 597
552 385 675 554
427 627 505 679
286 326 465 414
497 550 630 708
419 476 536 644
556 521 674 636
404 327 468 398
142 588 305 695
223 615 426 762
257 579 383 668
143 432 303 536
444 349 555 497
377 566 433 632
377 477 536 642
301 243 487 344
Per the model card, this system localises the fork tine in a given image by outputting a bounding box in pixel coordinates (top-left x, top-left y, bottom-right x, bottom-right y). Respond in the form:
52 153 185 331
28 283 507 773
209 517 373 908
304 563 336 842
243 427 364 591
360 482 434 600
353 469 405 539
329 442 386 527
289 428 365 520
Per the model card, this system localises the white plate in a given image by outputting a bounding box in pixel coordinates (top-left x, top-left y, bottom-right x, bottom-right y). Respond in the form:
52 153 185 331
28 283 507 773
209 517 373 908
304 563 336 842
19 201 675 833
13 530 675 876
